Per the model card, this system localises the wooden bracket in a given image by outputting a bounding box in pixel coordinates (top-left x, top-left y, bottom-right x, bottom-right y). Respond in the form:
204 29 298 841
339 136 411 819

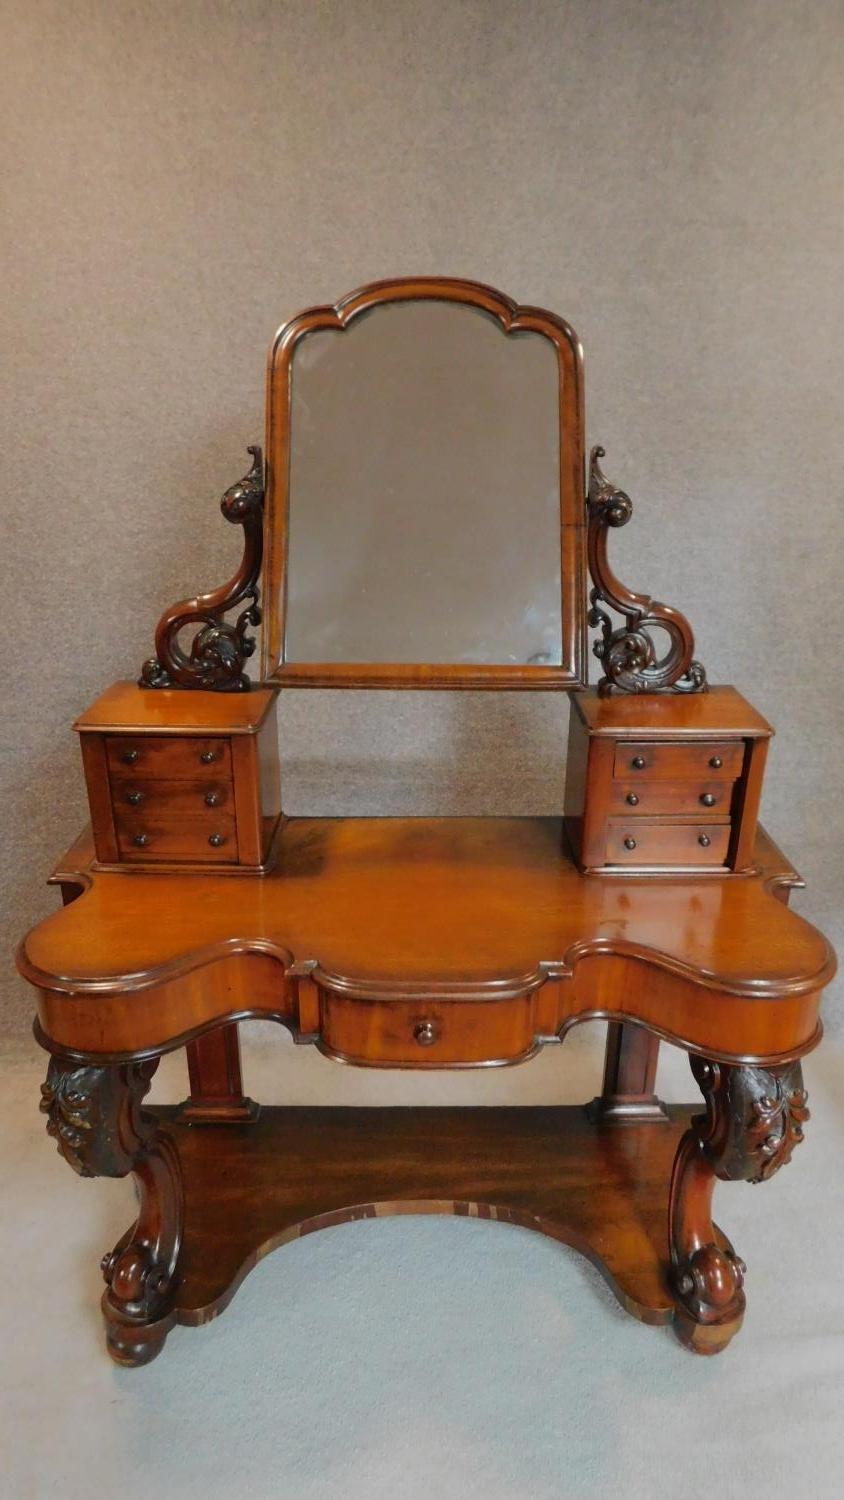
587 445 707 696
140 445 264 692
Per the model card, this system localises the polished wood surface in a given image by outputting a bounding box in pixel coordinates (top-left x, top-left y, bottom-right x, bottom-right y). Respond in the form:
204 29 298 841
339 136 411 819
604 819 731 866
611 743 743 779
106 736 233 779
77 683 282 872
179 1025 258 1126
111 778 234 815
589 1023 668 1124
573 685 772 737
566 687 771 874
77 681 279 733
130 1105 707 1345
21 816 833 1065
608 779 736 815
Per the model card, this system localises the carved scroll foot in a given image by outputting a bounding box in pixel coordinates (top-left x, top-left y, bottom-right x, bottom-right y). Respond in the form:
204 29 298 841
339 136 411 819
668 1055 809 1355
40 1055 184 1366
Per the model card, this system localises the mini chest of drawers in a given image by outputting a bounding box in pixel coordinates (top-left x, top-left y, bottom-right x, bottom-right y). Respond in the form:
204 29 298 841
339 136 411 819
564 686 772 874
76 681 282 871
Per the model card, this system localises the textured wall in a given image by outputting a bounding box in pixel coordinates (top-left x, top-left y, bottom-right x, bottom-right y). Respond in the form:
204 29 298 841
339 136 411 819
3 0 842 1083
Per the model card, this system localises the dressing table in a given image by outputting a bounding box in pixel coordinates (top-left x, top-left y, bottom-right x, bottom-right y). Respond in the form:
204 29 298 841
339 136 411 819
17 278 835 1365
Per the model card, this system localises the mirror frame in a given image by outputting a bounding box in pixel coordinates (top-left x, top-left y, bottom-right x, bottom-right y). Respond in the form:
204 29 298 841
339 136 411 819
260 277 587 689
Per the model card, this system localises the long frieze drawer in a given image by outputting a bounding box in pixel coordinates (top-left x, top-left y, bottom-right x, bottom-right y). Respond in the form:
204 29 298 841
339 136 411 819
319 993 541 1067
115 813 238 862
106 735 232 780
111 778 233 816
608 779 736 817
612 741 743 781
605 819 731 867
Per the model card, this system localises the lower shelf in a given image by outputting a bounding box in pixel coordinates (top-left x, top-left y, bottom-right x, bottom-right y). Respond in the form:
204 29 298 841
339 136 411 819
156 1103 707 1334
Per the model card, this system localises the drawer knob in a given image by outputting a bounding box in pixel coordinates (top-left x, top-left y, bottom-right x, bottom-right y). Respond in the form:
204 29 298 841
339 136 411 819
698 833 711 848
125 789 143 806
122 748 140 765
700 792 717 807
709 755 723 769
133 833 150 848
631 756 646 770
204 790 222 807
625 792 639 806
623 836 637 851
413 1021 439 1047
200 749 219 764
208 833 225 848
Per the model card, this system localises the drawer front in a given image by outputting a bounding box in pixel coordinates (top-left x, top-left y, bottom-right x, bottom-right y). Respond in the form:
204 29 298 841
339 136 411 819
612 741 743 781
115 812 238 863
111 778 233 817
106 735 232 781
605 819 731 867
320 993 540 1066
609 779 736 817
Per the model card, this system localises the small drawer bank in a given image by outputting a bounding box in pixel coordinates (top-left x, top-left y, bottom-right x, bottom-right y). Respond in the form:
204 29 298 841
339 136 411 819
564 686 772 874
76 681 282 871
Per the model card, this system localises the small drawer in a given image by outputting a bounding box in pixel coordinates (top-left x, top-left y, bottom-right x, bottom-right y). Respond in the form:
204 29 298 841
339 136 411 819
115 812 238 863
612 741 743 781
609 780 736 817
605 819 731 867
319 993 540 1066
106 736 232 781
112 778 233 816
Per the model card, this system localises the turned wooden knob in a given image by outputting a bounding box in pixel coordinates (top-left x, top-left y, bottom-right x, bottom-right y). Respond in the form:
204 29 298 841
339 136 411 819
413 1021 439 1046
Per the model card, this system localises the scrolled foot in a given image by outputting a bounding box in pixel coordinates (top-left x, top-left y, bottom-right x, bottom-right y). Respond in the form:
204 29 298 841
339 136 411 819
671 1241 746 1354
668 1057 808 1354
39 1053 183 1364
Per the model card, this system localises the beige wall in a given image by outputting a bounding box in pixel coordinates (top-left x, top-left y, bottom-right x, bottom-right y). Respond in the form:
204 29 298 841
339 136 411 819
3 0 842 1085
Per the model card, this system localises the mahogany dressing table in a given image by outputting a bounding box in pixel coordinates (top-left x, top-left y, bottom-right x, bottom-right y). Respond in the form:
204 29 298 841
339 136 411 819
17 278 835 1365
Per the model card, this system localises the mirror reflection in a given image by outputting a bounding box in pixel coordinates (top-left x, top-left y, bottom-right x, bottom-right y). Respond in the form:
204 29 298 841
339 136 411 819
284 300 562 665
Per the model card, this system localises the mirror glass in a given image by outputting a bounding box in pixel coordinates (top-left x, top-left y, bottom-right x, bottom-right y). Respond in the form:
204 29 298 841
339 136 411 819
284 300 562 665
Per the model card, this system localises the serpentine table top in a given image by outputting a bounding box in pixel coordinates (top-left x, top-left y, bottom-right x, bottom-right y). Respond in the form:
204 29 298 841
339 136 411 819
21 816 834 1066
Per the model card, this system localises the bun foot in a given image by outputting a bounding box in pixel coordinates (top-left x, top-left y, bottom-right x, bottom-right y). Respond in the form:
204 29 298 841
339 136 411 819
103 1298 176 1366
672 1302 744 1356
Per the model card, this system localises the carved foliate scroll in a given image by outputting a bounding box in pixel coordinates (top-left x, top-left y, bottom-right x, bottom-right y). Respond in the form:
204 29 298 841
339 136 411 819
140 445 264 692
40 1057 157 1177
669 1057 809 1344
587 446 707 695
40 1056 183 1362
689 1055 809 1185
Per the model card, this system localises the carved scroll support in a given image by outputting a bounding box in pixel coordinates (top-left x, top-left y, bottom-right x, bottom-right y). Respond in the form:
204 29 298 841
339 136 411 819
587 446 707 695
40 1055 184 1365
140 445 264 692
668 1055 809 1354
